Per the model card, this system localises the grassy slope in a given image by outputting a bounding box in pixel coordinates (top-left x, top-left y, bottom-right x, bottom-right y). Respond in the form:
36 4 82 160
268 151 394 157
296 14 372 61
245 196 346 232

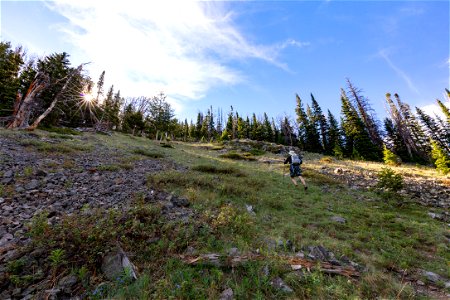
2 129 448 299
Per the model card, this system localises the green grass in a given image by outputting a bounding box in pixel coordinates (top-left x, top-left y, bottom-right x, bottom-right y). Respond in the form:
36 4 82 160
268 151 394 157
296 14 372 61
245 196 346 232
2 129 447 299
132 148 165 158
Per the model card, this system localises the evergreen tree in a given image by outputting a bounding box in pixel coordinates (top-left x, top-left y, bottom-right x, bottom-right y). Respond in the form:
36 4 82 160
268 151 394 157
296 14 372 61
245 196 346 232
437 98 450 124
327 110 343 157
262 112 274 142
430 140 450 174
340 89 381 160
280 116 297 146
385 93 430 163
416 107 449 153
311 94 329 153
384 117 409 162
195 112 203 140
346 79 383 149
294 94 308 150
0 42 24 117
96 70 105 104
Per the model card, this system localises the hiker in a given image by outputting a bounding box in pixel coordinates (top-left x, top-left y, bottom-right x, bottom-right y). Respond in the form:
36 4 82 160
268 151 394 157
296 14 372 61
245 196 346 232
284 150 307 190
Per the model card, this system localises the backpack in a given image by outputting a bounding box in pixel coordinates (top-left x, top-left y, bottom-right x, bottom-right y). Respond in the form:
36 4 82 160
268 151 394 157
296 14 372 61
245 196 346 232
291 154 302 166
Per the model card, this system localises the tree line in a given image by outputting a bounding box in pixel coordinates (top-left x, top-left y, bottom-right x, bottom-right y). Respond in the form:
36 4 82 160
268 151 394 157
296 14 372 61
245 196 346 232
1 41 449 172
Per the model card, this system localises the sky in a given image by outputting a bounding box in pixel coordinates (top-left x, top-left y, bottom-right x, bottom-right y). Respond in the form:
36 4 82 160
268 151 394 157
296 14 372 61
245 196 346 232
1 0 449 124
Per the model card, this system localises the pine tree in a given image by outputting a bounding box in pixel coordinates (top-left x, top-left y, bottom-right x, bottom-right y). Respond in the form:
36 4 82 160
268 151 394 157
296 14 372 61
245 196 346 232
437 99 450 124
0 42 24 117
96 70 105 104
195 112 203 140
295 94 308 150
340 89 380 160
280 116 297 146
327 110 343 157
346 79 383 149
416 107 449 153
385 93 430 163
430 140 450 174
311 94 329 153
262 112 274 142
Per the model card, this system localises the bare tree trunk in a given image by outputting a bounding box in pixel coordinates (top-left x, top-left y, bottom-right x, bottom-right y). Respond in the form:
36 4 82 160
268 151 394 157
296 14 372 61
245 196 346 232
7 73 50 129
27 65 84 130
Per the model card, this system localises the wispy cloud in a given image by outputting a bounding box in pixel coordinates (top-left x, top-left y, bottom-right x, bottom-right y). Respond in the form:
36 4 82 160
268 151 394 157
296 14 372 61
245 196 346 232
378 49 419 95
45 0 301 113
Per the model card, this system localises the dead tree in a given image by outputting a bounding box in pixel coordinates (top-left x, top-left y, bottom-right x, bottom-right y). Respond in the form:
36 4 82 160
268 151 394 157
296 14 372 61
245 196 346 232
7 64 84 130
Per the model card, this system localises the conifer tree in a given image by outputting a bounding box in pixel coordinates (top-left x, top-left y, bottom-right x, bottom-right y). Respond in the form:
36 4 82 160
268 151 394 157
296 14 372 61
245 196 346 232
327 110 343 157
340 89 380 160
385 93 430 163
280 116 296 146
346 79 383 149
195 112 203 140
295 94 308 150
430 140 450 174
311 94 329 153
262 112 274 142
96 70 105 104
437 99 450 124
416 107 449 153
0 42 24 117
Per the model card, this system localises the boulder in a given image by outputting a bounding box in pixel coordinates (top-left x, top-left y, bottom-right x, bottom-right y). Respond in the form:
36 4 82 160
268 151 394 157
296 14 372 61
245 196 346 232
101 246 137 282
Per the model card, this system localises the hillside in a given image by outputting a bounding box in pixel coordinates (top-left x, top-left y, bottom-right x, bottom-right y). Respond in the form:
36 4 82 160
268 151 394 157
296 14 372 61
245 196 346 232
0 129 449 299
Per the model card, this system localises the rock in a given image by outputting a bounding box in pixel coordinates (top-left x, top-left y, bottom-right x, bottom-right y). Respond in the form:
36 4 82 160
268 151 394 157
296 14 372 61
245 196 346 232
416 280 425 286
171 196 190 207
245 204 255 215
35 169 48 177
25 179 40 190
423 270 440 283
228 247 240 256
0 233 14 247
219 288 234 300
270 277 293 293
1 177 14 185
57 274 78 293
101 246 137 281
334 168 343 175
3 170 14 178
330 216 346 224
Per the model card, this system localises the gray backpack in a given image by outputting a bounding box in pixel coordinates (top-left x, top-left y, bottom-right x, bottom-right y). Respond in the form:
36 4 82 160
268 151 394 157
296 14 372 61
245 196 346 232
291 154 302 165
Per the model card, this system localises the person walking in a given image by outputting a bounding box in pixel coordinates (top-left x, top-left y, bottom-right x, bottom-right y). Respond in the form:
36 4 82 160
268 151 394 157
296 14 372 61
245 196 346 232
284 150 307 190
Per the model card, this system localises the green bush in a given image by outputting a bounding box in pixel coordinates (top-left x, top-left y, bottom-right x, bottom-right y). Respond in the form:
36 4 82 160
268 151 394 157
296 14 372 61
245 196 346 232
383 145 401 166
431 140 450 174
376 167 403 192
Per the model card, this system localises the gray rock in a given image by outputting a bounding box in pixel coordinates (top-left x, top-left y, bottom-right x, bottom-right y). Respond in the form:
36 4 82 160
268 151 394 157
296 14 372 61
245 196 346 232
423 270 440 283
245 204 255 214
270 277 293 293
57 274 78 293
25 179 40 190
3 170 14 178
1 177 14 185
171 197 190 207
219 288 234 300
330 216 346 224
228 247 240 256
101 247 137 281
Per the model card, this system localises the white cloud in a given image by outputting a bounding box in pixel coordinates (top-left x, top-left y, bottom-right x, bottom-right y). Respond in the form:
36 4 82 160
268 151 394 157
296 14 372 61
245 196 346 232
44 0 299 114
378 49 419 95
420 103 447 120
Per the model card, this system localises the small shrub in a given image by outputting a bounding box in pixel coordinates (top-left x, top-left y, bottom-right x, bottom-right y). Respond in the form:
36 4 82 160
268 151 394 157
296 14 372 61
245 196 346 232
431 140 450 174
27 212 49 239
320 156 333 163
212 204 254 236
248 148 265 156
160 143 174 148
49 249 66 268
383 145 401 166
98 164 121 172
191 164 245 176
39 126 81 135
219 152 256 161
377 167 403 192
133 148 164 158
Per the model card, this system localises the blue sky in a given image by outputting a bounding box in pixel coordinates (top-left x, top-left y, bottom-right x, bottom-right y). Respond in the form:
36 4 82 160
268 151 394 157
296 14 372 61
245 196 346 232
1 0 449 124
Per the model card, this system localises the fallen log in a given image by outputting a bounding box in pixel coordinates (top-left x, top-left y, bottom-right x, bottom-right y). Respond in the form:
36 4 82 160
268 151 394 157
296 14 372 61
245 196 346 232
181 252 360 278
